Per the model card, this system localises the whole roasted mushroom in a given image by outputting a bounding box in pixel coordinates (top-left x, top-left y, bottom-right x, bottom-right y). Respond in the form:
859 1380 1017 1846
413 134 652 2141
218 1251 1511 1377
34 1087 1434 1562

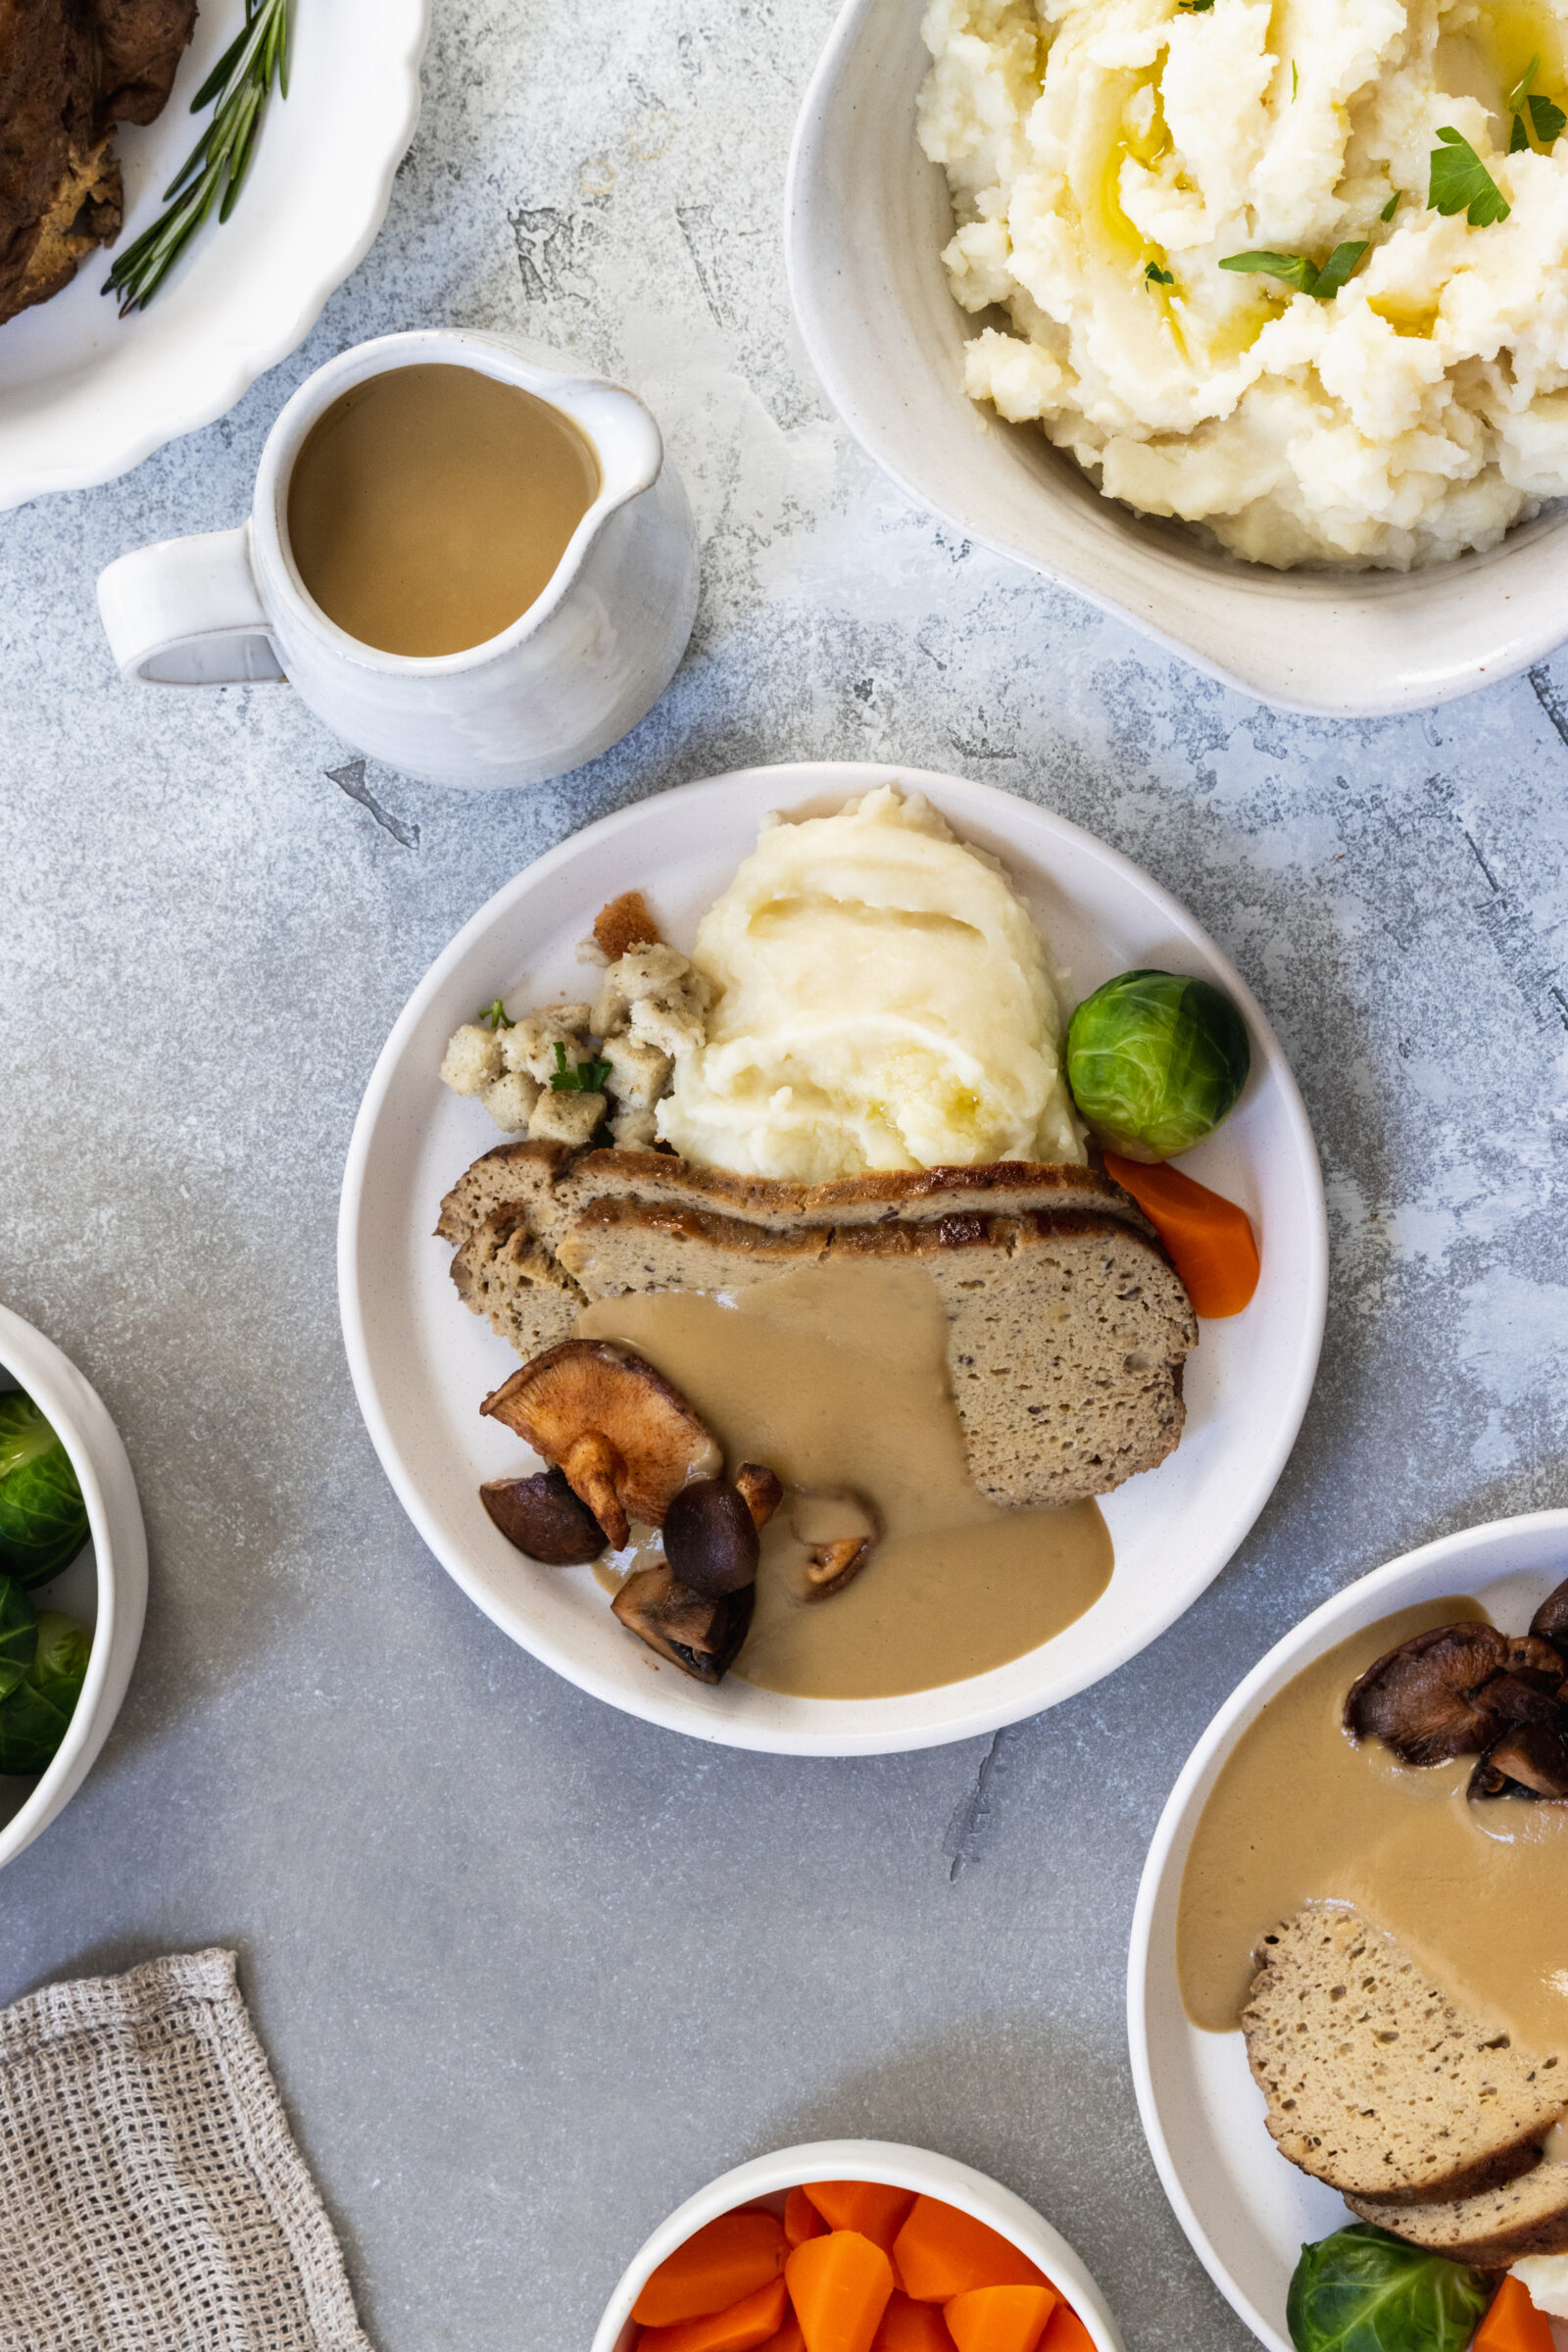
480 1341 719 1549
480 1469 606 1565
1531 1574 1568 1644
611 1563 754 1684
1471 1713 1568 1800
1344 1624 1565 1766
662 1479 760 1598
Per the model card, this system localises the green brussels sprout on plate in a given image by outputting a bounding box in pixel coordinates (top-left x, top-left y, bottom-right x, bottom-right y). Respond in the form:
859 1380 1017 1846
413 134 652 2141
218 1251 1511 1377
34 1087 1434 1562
0 1577 36 1703
1287 2223 1491 2352
0 1391 89 1587
1066 968 1250 1163
0 1607 91 1777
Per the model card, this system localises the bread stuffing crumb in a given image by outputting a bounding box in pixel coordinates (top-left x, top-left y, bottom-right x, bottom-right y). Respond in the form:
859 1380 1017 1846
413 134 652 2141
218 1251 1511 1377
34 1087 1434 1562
482 1072 541 1133
440 1025 505 1096
529 1089 607 1148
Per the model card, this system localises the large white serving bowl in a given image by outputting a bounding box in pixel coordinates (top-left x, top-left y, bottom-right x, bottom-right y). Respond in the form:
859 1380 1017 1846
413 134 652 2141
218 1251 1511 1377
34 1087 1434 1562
591 2138 1123 2352
0 0 427 510
0 1305 147 1870
785 0 1568 717
338 760 1326 1756
1127 1509 1568 2352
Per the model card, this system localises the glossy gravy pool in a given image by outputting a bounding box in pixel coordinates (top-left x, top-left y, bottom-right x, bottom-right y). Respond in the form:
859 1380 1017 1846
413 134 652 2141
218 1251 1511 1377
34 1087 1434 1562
1178 1597 1568 2049
578 1259 1112 1699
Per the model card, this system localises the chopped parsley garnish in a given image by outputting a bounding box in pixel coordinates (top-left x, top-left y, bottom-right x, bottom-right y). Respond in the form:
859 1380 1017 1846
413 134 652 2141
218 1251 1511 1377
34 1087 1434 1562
1177 1 1213 12
1526 92 1566 146
1507 53 1542 113
549 1041 612 1094
1292 60 1298 100
1503 57 1564 151
1380 189 1401 220
1218 241 1367 298
1429 126 1510 224
477 999 514 1031
1146 262 1175 284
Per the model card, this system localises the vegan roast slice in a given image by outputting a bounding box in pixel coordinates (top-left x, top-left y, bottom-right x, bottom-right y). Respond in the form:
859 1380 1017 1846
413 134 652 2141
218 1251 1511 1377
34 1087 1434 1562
1243 1905 1567 2209
438 1142 1197 1511
0 0 197 327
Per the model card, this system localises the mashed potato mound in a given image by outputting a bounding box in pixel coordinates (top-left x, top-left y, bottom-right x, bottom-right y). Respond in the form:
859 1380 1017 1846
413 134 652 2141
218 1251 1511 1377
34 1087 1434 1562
918 0 1568 567
657 786 1085 1180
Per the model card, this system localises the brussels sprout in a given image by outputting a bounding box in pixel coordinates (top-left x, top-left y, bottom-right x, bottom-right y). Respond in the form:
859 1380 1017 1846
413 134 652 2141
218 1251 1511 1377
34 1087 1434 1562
0 1392 89 1587
1287 2224 1491 2352
0 1609 90 1777
1066 968 1250 1162
0 1578 37 1703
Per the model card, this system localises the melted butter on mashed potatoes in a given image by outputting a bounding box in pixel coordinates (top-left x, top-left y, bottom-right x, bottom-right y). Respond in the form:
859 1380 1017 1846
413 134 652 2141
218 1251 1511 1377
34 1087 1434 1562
918 0 1568 566
656 786 1085 1180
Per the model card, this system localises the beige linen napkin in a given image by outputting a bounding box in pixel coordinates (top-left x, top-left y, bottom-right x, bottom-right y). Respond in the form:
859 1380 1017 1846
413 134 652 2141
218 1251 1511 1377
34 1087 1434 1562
0 1947 371 2352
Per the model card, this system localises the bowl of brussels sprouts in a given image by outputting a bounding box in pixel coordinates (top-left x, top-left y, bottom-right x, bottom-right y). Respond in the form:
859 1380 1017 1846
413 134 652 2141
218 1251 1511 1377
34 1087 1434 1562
0 1305 146 1871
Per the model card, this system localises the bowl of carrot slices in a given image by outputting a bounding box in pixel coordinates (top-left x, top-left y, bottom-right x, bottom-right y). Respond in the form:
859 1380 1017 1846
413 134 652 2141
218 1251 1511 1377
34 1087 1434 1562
592 2139 1122 2352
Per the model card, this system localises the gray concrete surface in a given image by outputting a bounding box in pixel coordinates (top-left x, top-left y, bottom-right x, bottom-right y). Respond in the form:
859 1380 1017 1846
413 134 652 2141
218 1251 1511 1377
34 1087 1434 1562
2 2 1567 2345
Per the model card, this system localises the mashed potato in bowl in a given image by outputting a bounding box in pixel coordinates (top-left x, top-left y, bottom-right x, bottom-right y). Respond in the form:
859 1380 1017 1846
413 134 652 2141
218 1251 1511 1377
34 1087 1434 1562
919 0 1568 567
657 786 1085 1180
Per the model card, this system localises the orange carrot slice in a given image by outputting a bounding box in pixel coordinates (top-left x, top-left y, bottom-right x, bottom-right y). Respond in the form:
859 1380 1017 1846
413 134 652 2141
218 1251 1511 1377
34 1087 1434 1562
756 2319 808 2352
787 2229 896 2352
1474 2277 1556 2352
804 2183 917 2253
1102 1154 1259 1318
892 2201 1046 2304
634 2211 789 2327
944 2284 1061 2352
1040 2305 1096 2352
786 2188 829 2248
873 2290 959 2349
639 2275 790 2352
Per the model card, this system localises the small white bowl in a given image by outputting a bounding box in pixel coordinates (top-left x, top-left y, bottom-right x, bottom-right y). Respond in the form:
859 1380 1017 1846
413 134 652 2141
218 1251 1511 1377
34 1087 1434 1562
592 2139 1122 2352
0 1305 147 1870
785 0 1568 716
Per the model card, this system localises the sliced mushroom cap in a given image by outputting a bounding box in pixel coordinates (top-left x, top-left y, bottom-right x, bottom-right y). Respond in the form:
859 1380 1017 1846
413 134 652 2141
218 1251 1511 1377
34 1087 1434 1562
481 1340 720 1548
734 1463 783 1533
662 1479 760 1598
611 1563 754 1684
1470 1712 1568 1801
1531 1576 1568 1644
480 1468 606 1564
1344 1624 1518 1765
788 1488 881 1602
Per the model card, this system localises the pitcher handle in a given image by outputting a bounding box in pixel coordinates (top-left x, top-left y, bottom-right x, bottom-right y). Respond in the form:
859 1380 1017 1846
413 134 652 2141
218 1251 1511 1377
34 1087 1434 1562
97 522 285 685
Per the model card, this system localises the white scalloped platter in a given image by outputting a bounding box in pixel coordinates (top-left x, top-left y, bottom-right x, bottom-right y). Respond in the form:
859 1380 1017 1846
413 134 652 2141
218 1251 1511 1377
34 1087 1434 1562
0 0 427 510
338 761 1327 1756
1129 1510 1568 2352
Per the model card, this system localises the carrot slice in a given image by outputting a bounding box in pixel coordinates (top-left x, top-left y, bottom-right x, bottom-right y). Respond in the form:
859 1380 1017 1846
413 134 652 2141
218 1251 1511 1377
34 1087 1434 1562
873 2290 958 2349
639 2276 790 2352
944 2285 1060 2352
804 2183 917 2253
786 2188 829 2248
892 2200 1046 2304
786 2229 896 2352
634 2211 789 2327
1039 2306 1096 2352
756 2320 807 2352
1102 1153 1259 1318
1474 2277 1556 2352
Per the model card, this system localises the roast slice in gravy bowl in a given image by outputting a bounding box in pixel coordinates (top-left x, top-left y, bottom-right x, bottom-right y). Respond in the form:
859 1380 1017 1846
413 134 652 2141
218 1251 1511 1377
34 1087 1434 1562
338 761 1325 1755
1129 1509 1568 2352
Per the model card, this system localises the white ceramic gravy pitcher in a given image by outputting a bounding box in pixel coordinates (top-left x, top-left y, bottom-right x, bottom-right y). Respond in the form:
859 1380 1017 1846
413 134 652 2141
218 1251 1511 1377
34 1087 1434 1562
97 329 699 791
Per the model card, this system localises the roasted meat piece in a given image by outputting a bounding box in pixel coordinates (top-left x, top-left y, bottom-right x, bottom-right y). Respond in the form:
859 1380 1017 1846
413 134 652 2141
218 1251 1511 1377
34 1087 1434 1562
0 0 197 328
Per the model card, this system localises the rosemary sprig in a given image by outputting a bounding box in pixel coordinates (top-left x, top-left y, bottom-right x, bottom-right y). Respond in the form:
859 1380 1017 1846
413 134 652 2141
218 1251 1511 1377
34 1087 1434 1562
103 0 290 317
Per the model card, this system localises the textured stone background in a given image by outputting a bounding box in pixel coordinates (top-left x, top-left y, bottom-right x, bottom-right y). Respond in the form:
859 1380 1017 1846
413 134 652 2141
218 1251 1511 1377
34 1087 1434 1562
2 2 1567 2346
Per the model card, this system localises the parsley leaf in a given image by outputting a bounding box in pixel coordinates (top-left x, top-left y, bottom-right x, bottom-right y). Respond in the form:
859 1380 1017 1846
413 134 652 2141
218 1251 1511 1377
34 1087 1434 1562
1511 108 1531 150
1429 126 1510 224
549 1041 612 1094
477 999 514 1031
1218 243 1366 297
1146 262 1175 284
1530 91 1567 145
1177 1 1213 12
1380 189 1401 220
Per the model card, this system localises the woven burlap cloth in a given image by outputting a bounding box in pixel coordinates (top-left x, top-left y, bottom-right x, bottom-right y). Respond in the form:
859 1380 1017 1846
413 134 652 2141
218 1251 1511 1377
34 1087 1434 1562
0 1947 372 2352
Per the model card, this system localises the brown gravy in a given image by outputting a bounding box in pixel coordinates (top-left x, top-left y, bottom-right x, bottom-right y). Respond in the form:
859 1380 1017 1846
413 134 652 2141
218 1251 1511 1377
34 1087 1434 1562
578 1259 1112 1699
286 365 600 658
1177 1597 1568 2050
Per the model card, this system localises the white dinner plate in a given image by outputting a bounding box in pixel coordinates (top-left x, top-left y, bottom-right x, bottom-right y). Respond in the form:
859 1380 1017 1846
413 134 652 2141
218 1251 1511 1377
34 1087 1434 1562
337 760 1327 1756
1128 1509 1568 2352
0 0 427 510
